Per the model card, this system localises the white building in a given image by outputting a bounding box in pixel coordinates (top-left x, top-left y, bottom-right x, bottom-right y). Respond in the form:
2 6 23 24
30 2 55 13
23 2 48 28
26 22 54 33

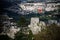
45 2 60 11
28 17 46 34
7 22 20 39
46 0 57 2
48 20 57 24
19 3 45 13
7 25 20 39
28 17 40 34
45 3 57 11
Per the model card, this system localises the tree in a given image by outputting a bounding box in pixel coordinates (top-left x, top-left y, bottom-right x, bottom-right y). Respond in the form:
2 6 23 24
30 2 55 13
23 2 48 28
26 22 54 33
28 30 33 40
17 16 27 27
15 29 33 40
15 31 26 40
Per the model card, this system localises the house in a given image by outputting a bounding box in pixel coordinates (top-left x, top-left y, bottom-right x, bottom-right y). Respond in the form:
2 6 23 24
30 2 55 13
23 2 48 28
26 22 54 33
28 17 46 34
19 2 45 13
45 3 57 11
48 20 58 25
45 2 60 12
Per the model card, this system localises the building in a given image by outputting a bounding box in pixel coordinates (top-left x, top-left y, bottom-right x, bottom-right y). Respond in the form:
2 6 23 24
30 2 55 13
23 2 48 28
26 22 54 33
46 0 57 2
45 2 60 12
28 17 40 34
48 20 58 24
28 17 46 34
45 3 57 11
19 2 45 13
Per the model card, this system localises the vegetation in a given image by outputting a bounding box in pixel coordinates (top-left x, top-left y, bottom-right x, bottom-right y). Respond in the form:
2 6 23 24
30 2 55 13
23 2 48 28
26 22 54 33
15 30 33 40
15 23 60 40
15 31 27 40
17 16 27 27
39 15 52 20
28 30 33 40
34 23 60 40
0 35 13 40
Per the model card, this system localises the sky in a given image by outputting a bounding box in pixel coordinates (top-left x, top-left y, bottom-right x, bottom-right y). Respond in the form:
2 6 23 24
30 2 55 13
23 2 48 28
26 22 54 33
1 0 45 3
1 0 60 3
3 0 45 2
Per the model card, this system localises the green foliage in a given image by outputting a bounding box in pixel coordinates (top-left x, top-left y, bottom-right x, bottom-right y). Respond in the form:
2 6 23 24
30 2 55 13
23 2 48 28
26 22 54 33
39 15 52 20
28 30 33 40
17 16 27 27
46 24 60 40
34 23 60 40
15 30 27 40
15 33 24 40
15 30 33 40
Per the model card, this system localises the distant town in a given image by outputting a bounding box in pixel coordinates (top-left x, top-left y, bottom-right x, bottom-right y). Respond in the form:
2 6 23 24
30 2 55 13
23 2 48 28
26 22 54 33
0 0 60 40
